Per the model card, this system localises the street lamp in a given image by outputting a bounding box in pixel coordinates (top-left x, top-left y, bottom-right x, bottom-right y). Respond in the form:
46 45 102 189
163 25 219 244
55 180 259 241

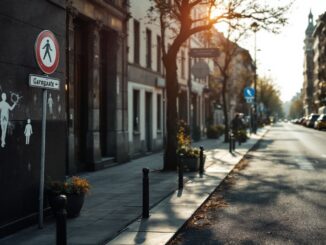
251 22 259 133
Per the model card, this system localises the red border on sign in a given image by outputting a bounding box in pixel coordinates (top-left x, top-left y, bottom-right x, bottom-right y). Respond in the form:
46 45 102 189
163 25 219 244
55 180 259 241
35 30 60 75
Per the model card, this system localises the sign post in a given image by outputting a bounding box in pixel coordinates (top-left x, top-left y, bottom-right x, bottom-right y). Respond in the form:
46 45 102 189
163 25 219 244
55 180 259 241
243 87 255 134
33 30 60 228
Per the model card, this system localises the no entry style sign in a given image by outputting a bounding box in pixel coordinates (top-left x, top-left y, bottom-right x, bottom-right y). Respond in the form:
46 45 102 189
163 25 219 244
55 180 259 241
34 30 60 75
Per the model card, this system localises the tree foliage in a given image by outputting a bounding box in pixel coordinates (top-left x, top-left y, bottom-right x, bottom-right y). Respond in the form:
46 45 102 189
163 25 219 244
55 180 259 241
289 93 304 119
257 76 284 119
210 26 254 142
147 0 292 170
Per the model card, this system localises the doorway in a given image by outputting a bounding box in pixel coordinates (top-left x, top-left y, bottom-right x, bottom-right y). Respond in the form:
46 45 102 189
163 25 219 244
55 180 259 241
73 19 88 171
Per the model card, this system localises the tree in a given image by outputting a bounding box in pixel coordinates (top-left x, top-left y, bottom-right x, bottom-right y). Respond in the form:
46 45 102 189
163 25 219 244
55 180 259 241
289 92 304 119
148 0 291 170
210 28 253 142
257 76 284 120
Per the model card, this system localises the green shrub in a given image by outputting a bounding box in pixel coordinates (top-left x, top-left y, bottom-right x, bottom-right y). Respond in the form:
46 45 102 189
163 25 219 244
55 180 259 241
207 124 225 139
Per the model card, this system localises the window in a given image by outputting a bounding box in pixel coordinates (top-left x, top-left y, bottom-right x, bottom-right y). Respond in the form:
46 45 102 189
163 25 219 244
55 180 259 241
133 90 140 131
157 94 162 130
146 29 152 69
181 50 185 78
157 35 162 73
134 20 140 64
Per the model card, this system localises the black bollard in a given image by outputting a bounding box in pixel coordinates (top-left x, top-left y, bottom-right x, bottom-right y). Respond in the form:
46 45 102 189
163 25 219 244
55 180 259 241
229 132 232 153
142 168 149 218
55 194 67 245
178 154 184 189
199 146 204 175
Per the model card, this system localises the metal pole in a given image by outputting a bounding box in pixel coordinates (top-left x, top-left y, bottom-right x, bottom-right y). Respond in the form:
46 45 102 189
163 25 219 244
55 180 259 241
188 40 192 127
229 131 232 153
39 89 48 228
142 168 149 218
199 146 204 175
253 27 258 134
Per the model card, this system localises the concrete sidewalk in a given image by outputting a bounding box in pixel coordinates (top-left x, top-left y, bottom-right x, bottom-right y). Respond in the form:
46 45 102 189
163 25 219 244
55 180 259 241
0 128 268 245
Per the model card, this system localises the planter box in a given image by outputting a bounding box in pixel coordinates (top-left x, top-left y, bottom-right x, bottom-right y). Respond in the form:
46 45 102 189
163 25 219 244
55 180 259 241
182 157 200 171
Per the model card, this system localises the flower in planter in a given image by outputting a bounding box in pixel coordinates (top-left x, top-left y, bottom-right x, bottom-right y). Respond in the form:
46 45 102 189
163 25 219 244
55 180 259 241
177 146 200 158
46 176 91 218
176 120 201 159
46 176 90 195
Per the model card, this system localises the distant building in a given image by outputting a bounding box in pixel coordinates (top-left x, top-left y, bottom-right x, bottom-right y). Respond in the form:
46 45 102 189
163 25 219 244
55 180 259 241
302 11 315 116
312 12 326 114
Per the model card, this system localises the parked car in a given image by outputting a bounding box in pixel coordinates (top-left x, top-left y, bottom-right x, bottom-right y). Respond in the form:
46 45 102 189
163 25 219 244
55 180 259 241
299 116 308 126
314 114 326 130
306 114 320 128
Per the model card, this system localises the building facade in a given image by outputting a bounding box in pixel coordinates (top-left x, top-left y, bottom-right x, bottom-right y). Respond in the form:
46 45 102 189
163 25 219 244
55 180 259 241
0 0 66 236
0 0 130 236
127 0 166 157
66 0 129 172
303 11 315 116
312 12 326 113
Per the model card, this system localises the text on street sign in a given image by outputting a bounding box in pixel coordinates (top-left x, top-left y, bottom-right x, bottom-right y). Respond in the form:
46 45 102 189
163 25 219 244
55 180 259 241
29 74 60 90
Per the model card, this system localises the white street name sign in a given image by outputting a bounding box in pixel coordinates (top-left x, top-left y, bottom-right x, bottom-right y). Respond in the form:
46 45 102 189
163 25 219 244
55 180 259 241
29 74 60 90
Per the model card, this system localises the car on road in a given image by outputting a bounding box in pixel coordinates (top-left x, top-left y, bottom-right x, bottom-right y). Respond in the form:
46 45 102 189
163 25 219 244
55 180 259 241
314 114 326 130
306 114 320 128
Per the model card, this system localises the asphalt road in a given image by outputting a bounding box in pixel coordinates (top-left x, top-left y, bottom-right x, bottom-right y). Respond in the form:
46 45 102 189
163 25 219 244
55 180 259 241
169 123 326 245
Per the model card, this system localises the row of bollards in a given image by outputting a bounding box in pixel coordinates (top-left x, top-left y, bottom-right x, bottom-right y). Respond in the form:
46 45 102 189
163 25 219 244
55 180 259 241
141 146 206 219
52 147 206 243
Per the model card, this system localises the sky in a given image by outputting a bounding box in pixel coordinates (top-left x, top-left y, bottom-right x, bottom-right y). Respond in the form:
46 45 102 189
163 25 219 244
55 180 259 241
240 0 326 102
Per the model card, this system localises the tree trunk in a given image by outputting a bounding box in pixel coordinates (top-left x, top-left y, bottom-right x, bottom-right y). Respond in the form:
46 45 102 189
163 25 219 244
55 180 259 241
163 58 179 170
222 78 229 143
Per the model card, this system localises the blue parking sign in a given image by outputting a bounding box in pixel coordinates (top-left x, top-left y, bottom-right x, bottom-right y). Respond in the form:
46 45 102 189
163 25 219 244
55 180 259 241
244 87 255 98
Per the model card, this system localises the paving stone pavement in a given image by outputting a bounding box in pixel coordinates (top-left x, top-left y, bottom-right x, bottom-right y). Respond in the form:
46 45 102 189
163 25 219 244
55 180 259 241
0 128 268 245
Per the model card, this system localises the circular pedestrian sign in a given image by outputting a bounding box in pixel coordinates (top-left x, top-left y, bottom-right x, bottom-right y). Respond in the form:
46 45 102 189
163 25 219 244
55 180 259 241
35 30 60 75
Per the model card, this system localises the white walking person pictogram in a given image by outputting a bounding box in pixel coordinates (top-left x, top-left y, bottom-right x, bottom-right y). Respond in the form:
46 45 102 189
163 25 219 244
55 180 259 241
48 93 53 114
24 119 33 145
0 92 17 148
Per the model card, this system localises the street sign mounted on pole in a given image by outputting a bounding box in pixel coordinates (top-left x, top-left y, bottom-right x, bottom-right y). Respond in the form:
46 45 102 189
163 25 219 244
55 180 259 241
35 30 60 75
244 87 255 98
33 30 61 229
29 74 60 90
189 48 220 58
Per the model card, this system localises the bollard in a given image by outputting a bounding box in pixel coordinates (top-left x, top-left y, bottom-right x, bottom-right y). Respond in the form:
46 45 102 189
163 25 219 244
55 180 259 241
178 153 184 189
199 146 204 175
229 131 232 153
142 168 149 219
55 195 67 245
